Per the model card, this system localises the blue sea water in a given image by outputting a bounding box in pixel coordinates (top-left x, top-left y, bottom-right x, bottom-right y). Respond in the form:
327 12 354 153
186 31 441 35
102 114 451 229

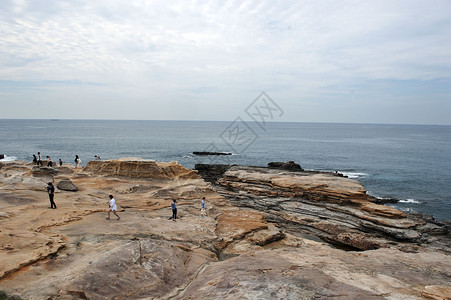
1 119 450 221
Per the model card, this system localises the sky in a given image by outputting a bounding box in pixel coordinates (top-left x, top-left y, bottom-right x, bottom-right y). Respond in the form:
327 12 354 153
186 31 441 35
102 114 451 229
0 0 450 124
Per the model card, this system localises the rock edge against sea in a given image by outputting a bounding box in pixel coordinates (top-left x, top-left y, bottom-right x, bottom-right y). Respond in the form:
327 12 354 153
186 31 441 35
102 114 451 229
0 159 450 299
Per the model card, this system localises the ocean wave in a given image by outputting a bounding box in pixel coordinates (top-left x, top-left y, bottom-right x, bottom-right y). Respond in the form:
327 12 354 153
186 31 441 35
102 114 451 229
340 172 369 179
0 155 17 162
398 198 421 204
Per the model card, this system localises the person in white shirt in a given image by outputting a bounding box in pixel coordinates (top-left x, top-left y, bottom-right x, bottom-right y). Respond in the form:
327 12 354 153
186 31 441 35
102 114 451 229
200 197 206 217
106 195 120 220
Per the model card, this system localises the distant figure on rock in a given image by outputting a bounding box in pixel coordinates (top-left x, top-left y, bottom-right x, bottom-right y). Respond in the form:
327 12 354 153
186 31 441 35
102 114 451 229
94 155 101 160
37 152 43 166
200 197 206 217
59 159 63 167
46 182 57 209
46 156 53 167
75 155 82 168
32 154 37 165
171 199 177 221
106 195 120 221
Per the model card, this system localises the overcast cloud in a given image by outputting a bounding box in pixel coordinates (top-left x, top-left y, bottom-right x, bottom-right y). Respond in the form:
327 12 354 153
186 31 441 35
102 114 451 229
1 0 450 124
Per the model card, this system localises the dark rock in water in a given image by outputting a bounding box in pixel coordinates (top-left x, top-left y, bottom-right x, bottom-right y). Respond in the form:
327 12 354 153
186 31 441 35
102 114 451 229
369 196 399 204
195 164 232 183
268 161 303 171
193 152 232 156
0 154 4 159
57 178 79 191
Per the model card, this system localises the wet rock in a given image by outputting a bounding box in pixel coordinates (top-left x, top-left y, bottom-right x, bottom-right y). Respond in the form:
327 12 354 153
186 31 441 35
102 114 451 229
195 164 232 183
268 161 303 171
56 178 78 192
193 152 232 156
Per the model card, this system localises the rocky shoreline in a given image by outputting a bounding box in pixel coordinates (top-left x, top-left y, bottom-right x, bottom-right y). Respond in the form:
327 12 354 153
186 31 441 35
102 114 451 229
0 159 450 299
196 163 451 252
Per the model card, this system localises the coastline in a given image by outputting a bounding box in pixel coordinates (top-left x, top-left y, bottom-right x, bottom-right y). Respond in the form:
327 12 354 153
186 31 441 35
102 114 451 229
0 159 450 299
1 119 450 221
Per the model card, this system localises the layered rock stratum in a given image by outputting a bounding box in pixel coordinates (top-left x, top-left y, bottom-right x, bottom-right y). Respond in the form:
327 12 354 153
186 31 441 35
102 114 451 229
0 159 450 299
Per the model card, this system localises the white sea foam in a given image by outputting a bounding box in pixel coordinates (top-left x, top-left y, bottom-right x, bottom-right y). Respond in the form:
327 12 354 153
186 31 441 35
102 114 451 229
398 198 421 204
340 172 369 179
0 155 17 162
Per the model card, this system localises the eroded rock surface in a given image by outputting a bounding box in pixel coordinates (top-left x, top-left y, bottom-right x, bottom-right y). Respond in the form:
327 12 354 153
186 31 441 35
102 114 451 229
0 160 450 299
83 158 200 180
57 178 78 191
214 165 450 252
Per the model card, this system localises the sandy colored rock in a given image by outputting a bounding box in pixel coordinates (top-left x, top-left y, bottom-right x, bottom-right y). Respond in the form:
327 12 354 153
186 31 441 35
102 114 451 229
83 159 200 180
0 160 450 299
213 166 447 250
421 285 451 300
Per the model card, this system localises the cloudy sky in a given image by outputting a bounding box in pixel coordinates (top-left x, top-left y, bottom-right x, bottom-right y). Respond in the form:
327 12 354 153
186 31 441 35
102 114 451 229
1 0 450 124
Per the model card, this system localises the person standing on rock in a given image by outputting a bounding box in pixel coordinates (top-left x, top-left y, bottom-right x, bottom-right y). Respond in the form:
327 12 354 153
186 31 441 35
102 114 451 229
75 155 82 168
47 156 53 167
37 152 43 166
106 195 120 220
171 199 177 221
47 182 57 209
32 154 37 165
59 159 63 167
200 197 206 218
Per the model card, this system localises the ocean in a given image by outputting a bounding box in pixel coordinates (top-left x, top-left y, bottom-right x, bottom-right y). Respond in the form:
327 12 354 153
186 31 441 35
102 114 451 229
1 119 450 221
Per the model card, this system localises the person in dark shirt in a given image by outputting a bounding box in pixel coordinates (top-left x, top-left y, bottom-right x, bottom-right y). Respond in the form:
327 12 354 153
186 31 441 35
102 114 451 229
171 199 177 221
47 156 53 167
32 154 37 165
47 182 57 209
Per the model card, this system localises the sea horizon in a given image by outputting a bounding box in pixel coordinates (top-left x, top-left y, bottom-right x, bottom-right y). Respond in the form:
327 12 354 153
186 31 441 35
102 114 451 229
1 118 450 127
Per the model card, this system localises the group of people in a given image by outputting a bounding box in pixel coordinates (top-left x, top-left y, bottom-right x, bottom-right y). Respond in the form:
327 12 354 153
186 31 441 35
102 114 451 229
32 152 56 167
170 197 206 221
105 196 207 222
40 153 206 221
45 186 207 221
33 153 103 168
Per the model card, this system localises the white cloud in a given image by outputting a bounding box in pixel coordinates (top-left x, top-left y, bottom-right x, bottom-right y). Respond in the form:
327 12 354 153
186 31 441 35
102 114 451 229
0 0 450 124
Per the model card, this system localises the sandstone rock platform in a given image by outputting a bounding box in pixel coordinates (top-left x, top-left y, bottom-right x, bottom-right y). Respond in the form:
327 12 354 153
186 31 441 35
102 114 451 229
0 160 450 299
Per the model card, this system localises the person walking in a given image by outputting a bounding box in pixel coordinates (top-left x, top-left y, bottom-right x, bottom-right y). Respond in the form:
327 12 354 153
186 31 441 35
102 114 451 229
171 199 177 221
106 195 120 220
32 154 37 165
47 182 57 209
